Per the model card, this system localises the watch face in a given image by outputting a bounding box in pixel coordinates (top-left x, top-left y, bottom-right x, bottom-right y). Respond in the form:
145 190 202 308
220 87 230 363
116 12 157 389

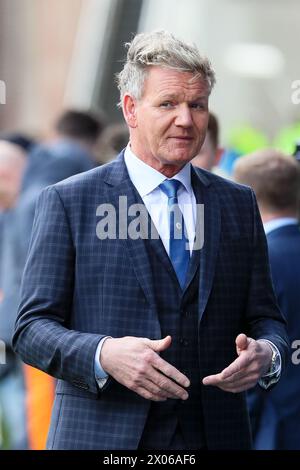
259 344 281 389
272 350 280 371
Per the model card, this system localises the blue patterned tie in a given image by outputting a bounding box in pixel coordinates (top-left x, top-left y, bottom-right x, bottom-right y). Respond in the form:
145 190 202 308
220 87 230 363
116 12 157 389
159 179 190 289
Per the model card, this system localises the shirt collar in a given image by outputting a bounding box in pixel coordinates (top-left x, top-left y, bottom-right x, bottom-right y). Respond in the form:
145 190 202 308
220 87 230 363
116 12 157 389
124 144 193 197
263 217 299 235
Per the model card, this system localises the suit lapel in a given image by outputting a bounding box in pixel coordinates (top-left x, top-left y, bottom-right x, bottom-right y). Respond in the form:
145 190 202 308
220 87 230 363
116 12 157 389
193 169 221 322
183 169 203 291
103 153 159 312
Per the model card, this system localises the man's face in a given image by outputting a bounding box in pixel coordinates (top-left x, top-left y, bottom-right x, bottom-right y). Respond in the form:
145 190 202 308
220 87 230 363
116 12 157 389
0 166 20 210
0 142 26 210
124 66 210 175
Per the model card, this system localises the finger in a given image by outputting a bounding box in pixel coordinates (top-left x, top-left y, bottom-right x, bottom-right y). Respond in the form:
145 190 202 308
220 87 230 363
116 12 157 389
203 369 249 387
135 385 168 402
218 370 249 386
219 360 262 385
143 378 173 400
220 354 251 380
203 361 259 388
216 376 259 393
202 355 251 385
152 354 190 388
235 333 249 354
147 335 172 353
149 368 189 400
203 371 258 392
202 373 222 386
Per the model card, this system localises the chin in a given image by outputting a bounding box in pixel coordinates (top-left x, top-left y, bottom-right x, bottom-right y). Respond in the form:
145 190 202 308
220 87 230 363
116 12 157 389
170 151 194 164
157 147 195 167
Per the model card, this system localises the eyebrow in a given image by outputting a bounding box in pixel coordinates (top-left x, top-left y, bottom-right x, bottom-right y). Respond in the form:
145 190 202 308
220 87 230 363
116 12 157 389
158 94 207 102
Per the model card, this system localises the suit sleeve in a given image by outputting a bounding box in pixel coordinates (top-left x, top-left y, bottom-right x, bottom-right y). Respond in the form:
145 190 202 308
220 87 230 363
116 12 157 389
12 186 104 395
245 189 290 371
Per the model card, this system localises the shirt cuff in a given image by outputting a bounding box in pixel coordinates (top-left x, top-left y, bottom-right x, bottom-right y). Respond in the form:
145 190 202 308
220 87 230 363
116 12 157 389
94 336 112 388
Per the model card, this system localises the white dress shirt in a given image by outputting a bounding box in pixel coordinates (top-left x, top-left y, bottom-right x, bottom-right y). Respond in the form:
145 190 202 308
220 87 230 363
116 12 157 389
124 145 197 254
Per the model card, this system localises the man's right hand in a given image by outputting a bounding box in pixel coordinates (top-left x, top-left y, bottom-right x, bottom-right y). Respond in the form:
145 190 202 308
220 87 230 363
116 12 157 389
100 335 190 402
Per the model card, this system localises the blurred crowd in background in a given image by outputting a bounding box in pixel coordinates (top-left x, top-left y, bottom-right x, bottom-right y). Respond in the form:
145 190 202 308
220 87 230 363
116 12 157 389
1 0 300 450
0 109 129 450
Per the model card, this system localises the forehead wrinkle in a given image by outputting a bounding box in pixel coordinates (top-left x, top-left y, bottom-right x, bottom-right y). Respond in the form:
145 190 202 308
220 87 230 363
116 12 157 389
142 69 209 104
155 89 208 104
157 91 207 100
156 80 207 97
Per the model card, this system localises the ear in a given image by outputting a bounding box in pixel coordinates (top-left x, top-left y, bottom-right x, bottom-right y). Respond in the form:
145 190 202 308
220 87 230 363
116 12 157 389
122 94 138 128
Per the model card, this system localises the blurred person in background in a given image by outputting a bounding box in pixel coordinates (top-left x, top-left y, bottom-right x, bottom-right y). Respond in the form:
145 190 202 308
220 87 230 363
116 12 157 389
0 133 36 156
22 109 104 191
0 140 28 449
0 133 35 309
0 213 3 304
191 111 223 172
0 141 27 211
97 122 129 164
234 149 300 449
55 109 104 156
13 31 288 450
0 110 104 449
16 109 105 271
292 140 300 163
16 110 103 285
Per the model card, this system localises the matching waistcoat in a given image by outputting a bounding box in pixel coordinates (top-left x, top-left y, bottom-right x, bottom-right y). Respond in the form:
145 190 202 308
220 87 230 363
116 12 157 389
138 238 206 449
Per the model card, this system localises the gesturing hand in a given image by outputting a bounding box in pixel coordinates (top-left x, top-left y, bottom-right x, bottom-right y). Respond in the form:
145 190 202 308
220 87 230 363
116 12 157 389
100 335 190 402
202 333 273 393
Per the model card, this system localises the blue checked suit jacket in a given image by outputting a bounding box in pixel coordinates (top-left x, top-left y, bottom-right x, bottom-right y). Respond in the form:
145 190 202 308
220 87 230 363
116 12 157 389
13 151 289 449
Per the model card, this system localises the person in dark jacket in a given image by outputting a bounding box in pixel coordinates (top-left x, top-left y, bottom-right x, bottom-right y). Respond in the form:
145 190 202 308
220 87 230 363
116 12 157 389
234 148 300 449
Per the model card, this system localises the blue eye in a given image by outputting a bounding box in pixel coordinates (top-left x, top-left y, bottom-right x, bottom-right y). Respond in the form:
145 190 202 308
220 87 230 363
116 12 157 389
160 102 174 108
190 103 205 110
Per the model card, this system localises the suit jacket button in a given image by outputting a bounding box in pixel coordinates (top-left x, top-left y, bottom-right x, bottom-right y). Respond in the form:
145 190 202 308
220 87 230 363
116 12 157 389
179 338 189 346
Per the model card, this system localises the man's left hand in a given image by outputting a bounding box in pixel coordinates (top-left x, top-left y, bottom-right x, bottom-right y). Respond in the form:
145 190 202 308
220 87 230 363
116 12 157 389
202 333 272 393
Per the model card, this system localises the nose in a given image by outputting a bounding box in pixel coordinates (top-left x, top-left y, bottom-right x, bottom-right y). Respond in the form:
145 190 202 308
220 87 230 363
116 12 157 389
175 104 193 128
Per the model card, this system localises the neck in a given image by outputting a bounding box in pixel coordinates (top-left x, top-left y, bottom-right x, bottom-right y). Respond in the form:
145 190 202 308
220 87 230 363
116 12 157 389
153 164 185 178
129 144 186 178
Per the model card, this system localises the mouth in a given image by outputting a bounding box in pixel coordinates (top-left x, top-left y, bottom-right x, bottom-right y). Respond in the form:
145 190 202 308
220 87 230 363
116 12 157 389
169 136 193 141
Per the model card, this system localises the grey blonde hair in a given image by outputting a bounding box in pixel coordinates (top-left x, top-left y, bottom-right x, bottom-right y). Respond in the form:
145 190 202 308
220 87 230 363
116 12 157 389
116 30 216 106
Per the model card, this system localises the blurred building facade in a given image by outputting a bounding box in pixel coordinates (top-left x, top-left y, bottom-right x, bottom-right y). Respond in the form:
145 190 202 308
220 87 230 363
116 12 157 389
0 0 300 150
0 0 83 136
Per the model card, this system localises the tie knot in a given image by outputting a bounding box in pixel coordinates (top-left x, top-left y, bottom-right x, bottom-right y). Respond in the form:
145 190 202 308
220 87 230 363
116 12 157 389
159 179 182 199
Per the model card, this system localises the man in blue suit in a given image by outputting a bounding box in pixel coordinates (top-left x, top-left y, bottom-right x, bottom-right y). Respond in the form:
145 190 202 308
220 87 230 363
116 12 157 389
13 31 289 450
234 149 300 449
